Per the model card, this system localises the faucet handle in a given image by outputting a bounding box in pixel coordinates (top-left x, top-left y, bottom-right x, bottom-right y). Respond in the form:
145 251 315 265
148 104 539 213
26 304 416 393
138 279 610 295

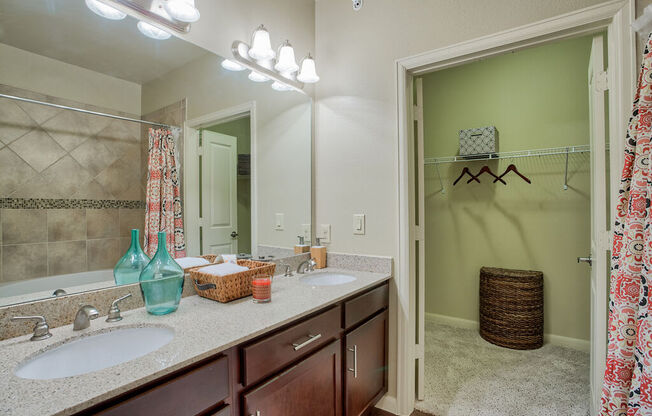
11 315 52 341
106 293 132 323
280 263 293 277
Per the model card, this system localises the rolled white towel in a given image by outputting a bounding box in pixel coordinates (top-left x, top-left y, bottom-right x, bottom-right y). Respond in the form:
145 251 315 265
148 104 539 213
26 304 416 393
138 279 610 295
175 257 211 269
221 254 238 264
199 263 249 277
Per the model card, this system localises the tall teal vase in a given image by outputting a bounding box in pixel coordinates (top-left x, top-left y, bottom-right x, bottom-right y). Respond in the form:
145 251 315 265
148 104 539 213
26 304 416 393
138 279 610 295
113 229 150 286
139 231 184 315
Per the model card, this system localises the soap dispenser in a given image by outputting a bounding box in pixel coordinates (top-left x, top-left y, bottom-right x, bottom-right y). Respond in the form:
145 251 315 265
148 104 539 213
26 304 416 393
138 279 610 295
310 237 327 269
294 235 310 254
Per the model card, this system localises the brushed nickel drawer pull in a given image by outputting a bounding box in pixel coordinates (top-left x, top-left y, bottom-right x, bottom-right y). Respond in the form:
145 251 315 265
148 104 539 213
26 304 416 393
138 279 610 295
292 333 322 351
347 345 358 378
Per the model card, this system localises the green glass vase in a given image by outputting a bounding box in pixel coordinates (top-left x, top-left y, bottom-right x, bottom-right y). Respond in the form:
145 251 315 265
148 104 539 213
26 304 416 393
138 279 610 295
139 231 184 315
113 229 150 286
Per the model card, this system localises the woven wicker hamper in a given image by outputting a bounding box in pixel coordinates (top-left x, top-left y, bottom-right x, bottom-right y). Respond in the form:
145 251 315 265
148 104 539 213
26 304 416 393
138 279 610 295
479 267 544 350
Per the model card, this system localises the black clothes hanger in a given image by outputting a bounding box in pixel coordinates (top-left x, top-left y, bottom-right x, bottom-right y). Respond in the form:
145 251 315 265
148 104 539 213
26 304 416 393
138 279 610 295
494 164 532 184
468 166 506 185
454 167 479 185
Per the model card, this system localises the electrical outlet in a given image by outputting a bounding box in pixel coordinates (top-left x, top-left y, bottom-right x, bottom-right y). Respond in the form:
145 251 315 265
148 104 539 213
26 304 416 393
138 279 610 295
275 213 284 231
301 224 311 240
319 224 331 243
353 214 365 235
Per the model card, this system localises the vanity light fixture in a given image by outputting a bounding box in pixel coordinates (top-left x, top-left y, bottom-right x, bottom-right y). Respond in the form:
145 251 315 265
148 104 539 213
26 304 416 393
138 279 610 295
227 25 319 93
137 0 173 39
85 0 127 20
163 0 200 23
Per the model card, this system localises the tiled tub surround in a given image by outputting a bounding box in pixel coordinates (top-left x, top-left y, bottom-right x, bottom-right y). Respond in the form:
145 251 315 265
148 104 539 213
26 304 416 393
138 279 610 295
0 260 392 416
0 207 144 284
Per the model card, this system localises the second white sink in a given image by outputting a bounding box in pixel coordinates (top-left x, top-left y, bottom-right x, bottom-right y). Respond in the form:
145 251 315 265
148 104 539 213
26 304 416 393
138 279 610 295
15 326 174 380
301 272 357 286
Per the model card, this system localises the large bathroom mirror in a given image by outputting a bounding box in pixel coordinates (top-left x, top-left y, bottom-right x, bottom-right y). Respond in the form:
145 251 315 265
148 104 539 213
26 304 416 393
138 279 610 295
0 0 312 306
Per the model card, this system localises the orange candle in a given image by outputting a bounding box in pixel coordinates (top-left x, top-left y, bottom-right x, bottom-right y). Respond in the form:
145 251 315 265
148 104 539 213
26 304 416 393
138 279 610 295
252 275 272 303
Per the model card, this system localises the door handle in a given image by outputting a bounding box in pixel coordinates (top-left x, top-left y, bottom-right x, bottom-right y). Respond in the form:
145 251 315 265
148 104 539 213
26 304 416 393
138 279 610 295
347 345 358 378
230 231 239 238
577 256 592 266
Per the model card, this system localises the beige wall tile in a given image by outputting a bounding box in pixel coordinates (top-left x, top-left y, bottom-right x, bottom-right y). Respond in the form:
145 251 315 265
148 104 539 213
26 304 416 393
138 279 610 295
69 138 117 177
0 147 37 196
87 238 120 271
86 209 119 239
0 99 37 145
1 243 47 281
39 156 92 198
95 157 138 198
47 209 86 242
47 240 87 276
118 208 145 237
8 129 66 173
2 209 47 244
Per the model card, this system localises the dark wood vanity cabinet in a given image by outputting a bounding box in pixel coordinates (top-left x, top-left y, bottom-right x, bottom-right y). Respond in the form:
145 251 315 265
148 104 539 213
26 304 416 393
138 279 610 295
76 281 388 416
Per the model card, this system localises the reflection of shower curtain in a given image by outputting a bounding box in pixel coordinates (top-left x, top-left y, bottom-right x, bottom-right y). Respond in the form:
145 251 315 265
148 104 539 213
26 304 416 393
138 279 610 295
144 127 186 258
600 35 652 415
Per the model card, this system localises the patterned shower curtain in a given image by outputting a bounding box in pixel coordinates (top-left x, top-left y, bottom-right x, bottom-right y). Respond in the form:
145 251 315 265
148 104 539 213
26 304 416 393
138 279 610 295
144 127 186 258
600 35 652 415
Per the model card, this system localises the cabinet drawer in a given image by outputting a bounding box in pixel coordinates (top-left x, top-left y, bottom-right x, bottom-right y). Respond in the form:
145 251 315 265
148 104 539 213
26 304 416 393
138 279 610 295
96 355 229 416
344 283 388 329
242 305 341 386
209 405 230 416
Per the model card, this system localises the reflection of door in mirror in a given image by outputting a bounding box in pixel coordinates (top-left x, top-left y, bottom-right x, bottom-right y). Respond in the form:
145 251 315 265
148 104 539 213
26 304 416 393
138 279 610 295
200 118 251 256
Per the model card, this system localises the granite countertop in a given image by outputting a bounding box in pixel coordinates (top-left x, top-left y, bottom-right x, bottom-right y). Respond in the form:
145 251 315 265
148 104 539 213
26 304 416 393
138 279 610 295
0 267 391 416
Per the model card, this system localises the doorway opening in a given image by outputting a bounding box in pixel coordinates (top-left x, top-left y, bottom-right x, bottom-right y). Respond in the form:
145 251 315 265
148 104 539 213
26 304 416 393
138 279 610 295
414 33 602 416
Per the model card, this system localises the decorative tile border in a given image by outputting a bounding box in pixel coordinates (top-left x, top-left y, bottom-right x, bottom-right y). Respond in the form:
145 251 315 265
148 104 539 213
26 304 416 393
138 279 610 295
0 198 145 209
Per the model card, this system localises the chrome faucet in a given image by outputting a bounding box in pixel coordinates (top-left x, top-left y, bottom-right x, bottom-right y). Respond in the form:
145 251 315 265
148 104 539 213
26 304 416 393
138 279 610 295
73 305 99 331
297 258 317 274
280 263 293 277
11 315 52 341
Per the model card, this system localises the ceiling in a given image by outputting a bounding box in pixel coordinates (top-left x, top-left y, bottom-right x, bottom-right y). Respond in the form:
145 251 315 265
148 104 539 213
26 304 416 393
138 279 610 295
0 0 210 84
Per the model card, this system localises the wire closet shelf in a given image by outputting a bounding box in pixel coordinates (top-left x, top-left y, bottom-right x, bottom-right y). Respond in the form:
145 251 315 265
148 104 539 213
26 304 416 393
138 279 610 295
423 145 590 165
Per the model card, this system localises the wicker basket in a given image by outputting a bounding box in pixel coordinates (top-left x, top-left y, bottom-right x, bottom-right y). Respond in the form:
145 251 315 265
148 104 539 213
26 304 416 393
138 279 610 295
479 267 543 350
189 260 276 303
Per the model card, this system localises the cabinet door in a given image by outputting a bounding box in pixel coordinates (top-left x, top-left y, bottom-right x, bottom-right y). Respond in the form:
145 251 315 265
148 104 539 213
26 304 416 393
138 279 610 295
243 340 341 416
345 311 388 416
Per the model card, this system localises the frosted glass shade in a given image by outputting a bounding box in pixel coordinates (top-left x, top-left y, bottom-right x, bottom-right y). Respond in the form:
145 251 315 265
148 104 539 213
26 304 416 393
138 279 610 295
274 41 299 73
221 59 245 71
248 25 275 61
85 0 126 20
248 71 270 82
138 21 172 40
164 0 200 22
297 55 319 83
271 82 292 92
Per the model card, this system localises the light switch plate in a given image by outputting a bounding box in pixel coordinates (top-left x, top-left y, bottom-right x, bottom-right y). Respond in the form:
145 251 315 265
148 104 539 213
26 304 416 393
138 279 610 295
301 224 311 240
275 213 284 231
353 214 365 235
319 224 331 243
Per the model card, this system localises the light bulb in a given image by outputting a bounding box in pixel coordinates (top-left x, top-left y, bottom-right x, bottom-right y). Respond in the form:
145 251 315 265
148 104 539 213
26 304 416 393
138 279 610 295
164 0 200 23
85 0 126 20
297 53 319 83
248 25 275 61
221 59 245 72
248 71 269 82
274 41 299 73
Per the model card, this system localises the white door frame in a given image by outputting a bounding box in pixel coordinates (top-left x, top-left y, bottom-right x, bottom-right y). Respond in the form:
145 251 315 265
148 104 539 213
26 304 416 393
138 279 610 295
184 102 257 257
393 1 635 415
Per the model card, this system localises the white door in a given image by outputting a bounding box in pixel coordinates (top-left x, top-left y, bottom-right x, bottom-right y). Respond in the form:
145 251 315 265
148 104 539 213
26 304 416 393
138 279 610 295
586 34 609 415
201 130 238 255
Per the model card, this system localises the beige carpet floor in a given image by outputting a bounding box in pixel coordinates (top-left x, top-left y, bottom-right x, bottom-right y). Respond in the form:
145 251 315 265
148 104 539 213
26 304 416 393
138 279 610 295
415 321 590 416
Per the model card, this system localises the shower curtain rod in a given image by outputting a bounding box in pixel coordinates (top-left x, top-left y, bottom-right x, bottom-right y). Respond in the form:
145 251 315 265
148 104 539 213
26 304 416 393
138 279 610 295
0 93 180 129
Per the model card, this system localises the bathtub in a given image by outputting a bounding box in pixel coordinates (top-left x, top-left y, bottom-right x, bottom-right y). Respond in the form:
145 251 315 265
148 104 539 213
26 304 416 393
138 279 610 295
0 269 115 306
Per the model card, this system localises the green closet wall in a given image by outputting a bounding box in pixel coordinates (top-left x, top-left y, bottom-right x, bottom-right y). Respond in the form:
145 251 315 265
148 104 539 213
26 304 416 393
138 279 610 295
422 34 595 343
206 117 252 254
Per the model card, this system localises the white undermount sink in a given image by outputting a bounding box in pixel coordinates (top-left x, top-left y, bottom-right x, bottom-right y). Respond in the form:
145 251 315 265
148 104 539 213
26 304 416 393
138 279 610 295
15 326 174 380
301 272 357 286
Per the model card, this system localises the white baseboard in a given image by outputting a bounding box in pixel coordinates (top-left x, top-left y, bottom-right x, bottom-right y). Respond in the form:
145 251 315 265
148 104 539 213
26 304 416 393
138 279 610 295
375 395 398 414
425 312 590 352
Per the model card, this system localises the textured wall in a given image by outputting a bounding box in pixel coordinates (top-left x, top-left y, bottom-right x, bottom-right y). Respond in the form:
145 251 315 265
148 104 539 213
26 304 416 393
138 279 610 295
422 35 593 341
